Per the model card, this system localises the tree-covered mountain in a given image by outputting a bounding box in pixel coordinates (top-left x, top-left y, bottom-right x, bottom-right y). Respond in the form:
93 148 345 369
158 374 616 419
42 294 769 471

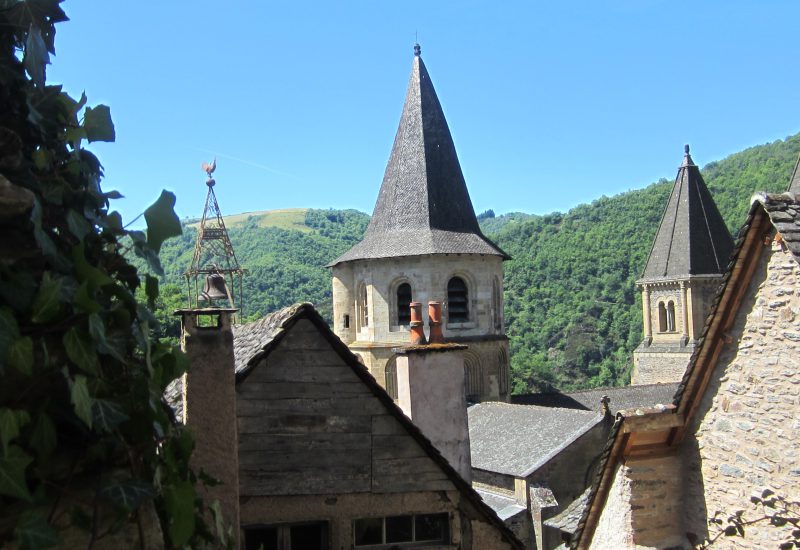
153 133 800 393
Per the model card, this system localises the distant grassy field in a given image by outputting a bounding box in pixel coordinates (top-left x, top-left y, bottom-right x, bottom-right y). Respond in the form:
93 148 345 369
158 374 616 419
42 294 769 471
185 208 312 232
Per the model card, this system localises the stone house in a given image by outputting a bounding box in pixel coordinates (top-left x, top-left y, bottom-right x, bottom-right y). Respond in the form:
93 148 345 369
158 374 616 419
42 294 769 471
172 302 523 550
567 190 800 549
633 145 734 386
328 45 511 404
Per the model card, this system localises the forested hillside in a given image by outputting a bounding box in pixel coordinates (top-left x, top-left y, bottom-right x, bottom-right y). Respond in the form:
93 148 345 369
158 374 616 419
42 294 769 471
153 134 800 393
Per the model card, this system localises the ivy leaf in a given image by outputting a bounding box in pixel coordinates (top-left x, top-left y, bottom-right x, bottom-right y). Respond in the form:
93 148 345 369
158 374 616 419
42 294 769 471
69 375 93 428
145 275 159 308
91 399 129 432
163 480 196 546
72 243 112 287
8 337 34 376
144 191 182 253
0 307 21 362
30 198 58 259
0 445 33 502
66 209 90 240
73 282 101 314
83 105 115 143
0 409 31 454
29 413 57 460
63 328 99 375
31 272 62 323
24 24 50 88
14 510 60 549
101 479 153 511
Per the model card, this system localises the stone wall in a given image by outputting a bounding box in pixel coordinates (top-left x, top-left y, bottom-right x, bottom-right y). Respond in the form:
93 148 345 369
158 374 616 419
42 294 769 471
589 455 687 550
681 244 800 547
332 254 509 403
632 345 694 385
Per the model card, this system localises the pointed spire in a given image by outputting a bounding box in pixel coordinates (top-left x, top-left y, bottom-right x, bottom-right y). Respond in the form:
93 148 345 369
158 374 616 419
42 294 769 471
640 146 734 280
329 49 508 266
414 42 421 57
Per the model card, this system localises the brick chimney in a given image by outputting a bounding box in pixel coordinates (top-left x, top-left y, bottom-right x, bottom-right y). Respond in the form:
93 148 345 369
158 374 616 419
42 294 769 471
176 307 240 538
395 302 472 482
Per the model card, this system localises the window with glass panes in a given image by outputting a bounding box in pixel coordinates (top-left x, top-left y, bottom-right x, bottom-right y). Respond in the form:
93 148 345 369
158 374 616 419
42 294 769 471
353 513 449 546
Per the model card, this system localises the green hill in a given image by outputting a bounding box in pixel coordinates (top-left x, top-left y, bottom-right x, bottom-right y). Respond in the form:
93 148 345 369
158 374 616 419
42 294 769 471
154 133 800 393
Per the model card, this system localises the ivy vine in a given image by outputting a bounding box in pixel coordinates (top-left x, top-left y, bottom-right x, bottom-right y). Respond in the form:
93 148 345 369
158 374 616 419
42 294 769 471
0 1 228 548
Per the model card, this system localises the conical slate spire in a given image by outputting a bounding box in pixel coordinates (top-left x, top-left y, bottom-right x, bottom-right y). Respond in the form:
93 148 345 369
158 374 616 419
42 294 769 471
640 145 734 280
329 49 508 266
788 152 800 194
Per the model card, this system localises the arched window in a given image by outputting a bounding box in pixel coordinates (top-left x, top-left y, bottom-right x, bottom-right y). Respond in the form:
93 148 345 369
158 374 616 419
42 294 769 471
385 357 398 400
464 352 482 402
492 278 502 330
498 348 509 395
666 301 676 332
447 277 469 323
396 283 412 326
358 283 369 329
658 302 667 332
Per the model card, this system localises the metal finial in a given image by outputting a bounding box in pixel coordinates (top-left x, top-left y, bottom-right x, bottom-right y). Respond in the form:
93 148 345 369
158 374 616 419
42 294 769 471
684 144 690 155
414 43 421 57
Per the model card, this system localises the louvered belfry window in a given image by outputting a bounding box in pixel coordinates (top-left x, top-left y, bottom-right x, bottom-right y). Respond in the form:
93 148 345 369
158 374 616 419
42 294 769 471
447 277 469 322
397 283 412 326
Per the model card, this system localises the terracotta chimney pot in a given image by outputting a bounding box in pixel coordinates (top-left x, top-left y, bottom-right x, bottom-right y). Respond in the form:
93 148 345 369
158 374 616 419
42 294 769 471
428 301 445 344
409 302 427 345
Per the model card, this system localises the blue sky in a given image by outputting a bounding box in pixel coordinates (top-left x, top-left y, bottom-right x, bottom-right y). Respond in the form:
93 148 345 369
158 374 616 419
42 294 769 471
49 1 800 224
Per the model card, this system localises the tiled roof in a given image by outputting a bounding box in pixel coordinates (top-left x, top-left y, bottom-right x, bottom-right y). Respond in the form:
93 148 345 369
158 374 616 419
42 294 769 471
640 146 733 281
545 487 591 535
510 383 679 414
756 192 800 261
328 51 507 266
789 153 800 194
475 489 527 521
468 403 603 477
232 302 310 377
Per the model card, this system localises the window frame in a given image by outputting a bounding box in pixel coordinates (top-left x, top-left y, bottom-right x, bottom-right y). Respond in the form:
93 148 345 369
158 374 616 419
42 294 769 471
353 513 450 548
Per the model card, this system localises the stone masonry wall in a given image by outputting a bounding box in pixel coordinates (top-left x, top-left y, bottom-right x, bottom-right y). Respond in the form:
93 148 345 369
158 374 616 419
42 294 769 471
589 454 688 550
681 244 800 547
632 347 693 385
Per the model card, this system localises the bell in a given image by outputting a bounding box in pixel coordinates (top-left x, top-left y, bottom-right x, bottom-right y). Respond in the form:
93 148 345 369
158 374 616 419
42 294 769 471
199 273 229 303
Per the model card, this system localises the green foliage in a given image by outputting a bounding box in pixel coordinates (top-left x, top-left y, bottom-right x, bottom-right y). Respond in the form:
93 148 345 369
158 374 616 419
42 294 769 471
0 3 228 548
495 135 799 392
149 136 800 396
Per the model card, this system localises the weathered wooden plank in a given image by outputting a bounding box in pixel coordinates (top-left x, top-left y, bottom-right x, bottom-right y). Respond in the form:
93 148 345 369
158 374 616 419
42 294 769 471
372 456 442 476
238 381 369 400
242 363 360 384
275 319 334 351
237 396 386 417
371 470 453 493
237 414 372 435
238 447 371 469
372 434 428 460
371 414 407 435
238 432 371 452
240 470 371 496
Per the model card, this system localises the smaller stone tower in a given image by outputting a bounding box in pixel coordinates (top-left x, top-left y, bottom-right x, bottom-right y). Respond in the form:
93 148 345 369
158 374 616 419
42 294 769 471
633 145 734 384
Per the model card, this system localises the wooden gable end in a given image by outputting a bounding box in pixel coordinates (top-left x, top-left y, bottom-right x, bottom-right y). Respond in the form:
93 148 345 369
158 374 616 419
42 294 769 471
236 317 455 496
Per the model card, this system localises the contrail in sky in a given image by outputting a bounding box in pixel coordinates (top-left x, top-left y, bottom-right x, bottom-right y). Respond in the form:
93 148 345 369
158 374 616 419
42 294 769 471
194 148 300 180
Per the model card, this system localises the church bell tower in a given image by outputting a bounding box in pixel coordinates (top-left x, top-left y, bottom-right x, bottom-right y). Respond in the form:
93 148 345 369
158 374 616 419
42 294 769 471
328 45 511 403
633 145 733 384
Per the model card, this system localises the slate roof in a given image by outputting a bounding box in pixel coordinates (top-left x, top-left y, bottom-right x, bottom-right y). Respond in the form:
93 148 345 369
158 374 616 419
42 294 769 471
755 192 800 262
232 302 308 377
640 146 733 281
329 48 508 266
468 403 603 477
789 153 800 195
475 489 527 521
510 383 679 414
544 487 591 535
